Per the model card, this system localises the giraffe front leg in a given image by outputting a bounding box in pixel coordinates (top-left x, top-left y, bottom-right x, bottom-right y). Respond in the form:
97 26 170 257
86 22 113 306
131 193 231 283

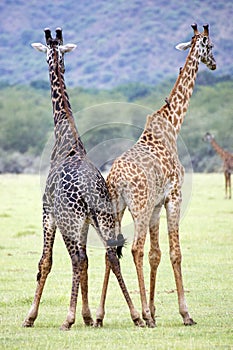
166 200 196 326
95 254 111 327
148 207 162 321
225 172 228 199
226 172 231 199
132 232 155 328
148 206 162 323
23 210 56 328
107 248 144 327
229 174 232 199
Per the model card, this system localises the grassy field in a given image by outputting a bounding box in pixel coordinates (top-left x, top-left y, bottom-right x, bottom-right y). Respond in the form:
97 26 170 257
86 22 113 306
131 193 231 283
0 173 232 349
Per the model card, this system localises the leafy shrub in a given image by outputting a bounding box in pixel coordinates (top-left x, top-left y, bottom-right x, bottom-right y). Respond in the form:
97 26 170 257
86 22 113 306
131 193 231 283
115 83 152 101
0 77 232 173
30 80 49 90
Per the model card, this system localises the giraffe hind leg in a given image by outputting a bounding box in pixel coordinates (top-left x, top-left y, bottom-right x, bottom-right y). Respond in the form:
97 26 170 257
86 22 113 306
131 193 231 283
60 251 80 331
169 230 196 325
60 234 92 330
22 210 56 327
80 248 94 326
78 222 94 326
22 252 54 327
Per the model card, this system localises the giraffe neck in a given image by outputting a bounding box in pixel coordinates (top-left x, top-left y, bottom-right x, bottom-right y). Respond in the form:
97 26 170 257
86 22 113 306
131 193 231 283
49 61 86 163
158 38 201 134
210 139 228 159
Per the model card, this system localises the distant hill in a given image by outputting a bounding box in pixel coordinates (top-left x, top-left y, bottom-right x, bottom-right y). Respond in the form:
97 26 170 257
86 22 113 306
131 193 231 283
0 0 233 88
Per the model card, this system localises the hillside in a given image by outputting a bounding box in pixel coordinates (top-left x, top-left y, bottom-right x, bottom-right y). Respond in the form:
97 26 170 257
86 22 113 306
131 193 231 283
0 0 233 88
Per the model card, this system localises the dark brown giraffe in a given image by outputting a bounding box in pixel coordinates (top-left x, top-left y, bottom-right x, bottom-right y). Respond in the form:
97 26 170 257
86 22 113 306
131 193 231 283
96 24 216 328
203 132 233 199
23 28 143 330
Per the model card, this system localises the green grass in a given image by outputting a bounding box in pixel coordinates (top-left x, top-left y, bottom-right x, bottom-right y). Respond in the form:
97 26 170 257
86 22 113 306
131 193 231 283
0 174 232 349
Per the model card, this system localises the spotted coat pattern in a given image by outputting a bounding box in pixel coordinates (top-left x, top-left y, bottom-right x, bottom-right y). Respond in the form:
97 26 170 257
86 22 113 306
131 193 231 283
96 24 216 328
23 28 142 330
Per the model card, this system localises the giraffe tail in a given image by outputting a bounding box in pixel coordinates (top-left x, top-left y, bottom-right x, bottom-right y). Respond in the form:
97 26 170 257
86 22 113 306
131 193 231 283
116 233 127 258
107 233 127 259
89 208 126 258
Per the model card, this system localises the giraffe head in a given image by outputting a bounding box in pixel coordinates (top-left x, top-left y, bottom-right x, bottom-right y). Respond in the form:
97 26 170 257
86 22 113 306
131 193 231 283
176 23 216 70
31 28 77 73
203 132 214 142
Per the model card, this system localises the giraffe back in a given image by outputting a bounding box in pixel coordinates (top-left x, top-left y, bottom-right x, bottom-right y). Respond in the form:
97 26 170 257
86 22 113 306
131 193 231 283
107 113 184 218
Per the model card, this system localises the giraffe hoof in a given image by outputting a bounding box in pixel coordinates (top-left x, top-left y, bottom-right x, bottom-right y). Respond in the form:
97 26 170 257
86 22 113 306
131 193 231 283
145 319 156 328
60 322 72 331
83 316 94 326
184 318 197 326
94 319 103 327
133 317 145 327
22 319 34 328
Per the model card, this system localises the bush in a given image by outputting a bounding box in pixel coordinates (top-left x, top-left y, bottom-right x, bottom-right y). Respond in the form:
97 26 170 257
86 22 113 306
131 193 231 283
115 83 152 101
0 149 40 174
0 77 232 173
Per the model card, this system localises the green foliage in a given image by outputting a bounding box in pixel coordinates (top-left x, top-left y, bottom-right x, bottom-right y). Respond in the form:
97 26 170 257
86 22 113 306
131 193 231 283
0 81 10 89
30 80 49 90
0 76 232 173
115 83 152 101
0 86 51 154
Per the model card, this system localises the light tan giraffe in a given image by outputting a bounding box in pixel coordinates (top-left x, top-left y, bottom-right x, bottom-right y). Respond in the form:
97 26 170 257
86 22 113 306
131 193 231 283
203 132 233 199
95 24 216 328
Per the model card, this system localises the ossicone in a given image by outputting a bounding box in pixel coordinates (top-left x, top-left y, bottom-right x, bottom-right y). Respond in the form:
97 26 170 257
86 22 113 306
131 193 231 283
191 23 199 35
44 28 52 44
203 24 209 36
56 27 63 43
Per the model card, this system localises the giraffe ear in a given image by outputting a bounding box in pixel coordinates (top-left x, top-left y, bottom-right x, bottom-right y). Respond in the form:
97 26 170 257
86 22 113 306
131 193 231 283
31 43 47 53
175 41 192 51
60 43 77 53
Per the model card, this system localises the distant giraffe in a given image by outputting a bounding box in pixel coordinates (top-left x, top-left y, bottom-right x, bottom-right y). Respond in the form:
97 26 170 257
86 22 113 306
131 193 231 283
203 132 233 199
95 24 216 328
23 28 143 330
